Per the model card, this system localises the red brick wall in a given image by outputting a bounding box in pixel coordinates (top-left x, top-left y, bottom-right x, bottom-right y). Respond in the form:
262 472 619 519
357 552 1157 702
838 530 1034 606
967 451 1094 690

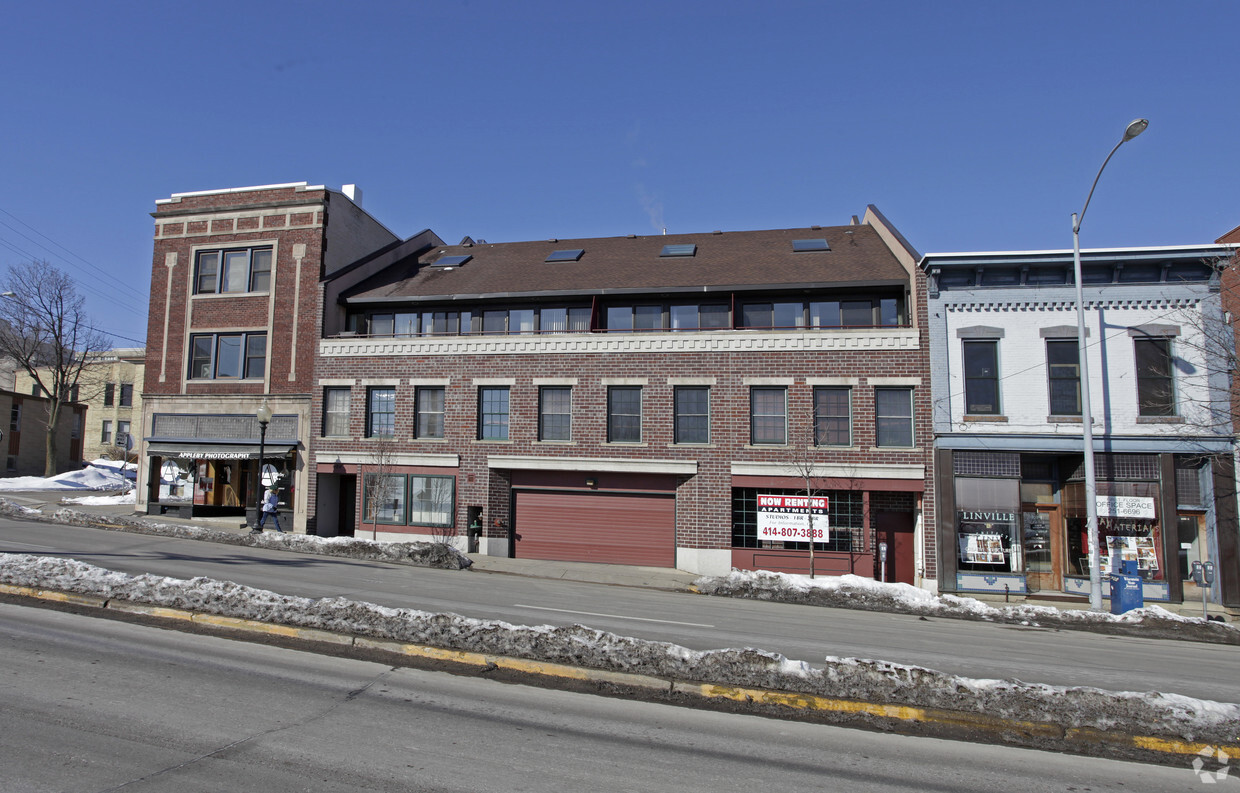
145 187 328 396
311 338 934 557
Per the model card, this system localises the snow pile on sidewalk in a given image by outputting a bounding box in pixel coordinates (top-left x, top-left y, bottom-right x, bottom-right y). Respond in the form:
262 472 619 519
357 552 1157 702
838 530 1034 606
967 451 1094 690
62 492 136 506
0 463 132 492
2 552 1236 748
85 458 137 481
0 500 472 571
695 569 1240 643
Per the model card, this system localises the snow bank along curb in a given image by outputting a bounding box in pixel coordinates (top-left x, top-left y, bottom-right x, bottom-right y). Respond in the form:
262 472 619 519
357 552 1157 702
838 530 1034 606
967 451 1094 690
2 554 1236 765
0 499 472 571
695 570 1240 645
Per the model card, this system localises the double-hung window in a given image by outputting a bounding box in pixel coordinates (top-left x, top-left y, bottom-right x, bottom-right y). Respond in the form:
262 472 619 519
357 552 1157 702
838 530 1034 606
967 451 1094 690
963 340 1000 415
1135 337 1176 416
750 386 787 445
119 383 133 407
367 387 396 438
188 332 267 380
539 387 572 441
875 388 914 447
104 383 115 406
673 386 709 444
101 420 112 444
1046 339 1081 415
416 386 445 439
607 386 642 442
323 387 351 436
478 387 510 440
193 247 273 294
814 387 851 446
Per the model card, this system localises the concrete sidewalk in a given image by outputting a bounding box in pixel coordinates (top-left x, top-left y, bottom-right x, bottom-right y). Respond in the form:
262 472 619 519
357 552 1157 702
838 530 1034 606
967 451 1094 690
8 491 1234 618
5 493 702 592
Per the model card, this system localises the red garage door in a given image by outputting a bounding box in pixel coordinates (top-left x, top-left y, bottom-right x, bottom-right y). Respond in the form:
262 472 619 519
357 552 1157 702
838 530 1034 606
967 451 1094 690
513 490 675 567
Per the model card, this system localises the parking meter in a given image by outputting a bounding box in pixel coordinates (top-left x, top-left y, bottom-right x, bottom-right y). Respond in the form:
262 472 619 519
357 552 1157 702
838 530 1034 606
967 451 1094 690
1190 562 1216 619
1191 561 1216 586
879 541 888 583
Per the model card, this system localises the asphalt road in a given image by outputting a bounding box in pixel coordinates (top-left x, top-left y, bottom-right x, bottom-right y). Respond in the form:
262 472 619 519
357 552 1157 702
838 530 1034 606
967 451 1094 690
0 604 1205 793
2 516 1238 704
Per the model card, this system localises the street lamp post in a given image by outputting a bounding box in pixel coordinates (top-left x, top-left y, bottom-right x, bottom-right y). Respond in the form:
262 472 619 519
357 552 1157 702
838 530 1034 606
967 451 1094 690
1073 118 1148 611
252 400 273 531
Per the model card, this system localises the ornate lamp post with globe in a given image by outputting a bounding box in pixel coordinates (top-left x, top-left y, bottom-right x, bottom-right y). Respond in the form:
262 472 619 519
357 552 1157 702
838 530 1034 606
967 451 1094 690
252 400 273 530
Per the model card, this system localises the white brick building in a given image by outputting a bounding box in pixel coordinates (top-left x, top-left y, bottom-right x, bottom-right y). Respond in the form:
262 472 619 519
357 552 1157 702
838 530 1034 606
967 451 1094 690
922 244 1237 612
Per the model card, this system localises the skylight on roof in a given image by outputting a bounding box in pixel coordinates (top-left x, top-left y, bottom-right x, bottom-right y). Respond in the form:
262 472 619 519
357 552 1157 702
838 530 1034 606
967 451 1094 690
546 249 584 262
660 243 697 257
792 239 830 252
432 254 472 267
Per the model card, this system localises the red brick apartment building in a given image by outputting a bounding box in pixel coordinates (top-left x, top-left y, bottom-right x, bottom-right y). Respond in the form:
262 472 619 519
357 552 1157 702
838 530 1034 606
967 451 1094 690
136 183 399 529
310 206 937 582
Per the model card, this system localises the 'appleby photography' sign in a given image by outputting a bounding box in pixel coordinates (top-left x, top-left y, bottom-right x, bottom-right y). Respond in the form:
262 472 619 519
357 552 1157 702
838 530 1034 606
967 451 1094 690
757 494 830 542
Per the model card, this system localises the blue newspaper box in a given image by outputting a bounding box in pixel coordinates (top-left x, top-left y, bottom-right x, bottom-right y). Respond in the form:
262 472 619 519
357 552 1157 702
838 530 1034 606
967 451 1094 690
1109 559 1144 615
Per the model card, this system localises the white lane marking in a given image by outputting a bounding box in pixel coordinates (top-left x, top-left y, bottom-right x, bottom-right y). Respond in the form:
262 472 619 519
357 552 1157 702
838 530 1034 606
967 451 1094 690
1 541 58 551
513 604 713 628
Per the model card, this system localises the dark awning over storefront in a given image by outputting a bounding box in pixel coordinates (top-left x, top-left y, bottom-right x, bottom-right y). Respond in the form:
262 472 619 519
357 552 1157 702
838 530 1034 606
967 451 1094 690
145 442 298 460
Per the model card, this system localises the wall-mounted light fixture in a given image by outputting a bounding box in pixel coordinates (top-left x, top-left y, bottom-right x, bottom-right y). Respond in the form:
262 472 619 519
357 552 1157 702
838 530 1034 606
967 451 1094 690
585 477 597 488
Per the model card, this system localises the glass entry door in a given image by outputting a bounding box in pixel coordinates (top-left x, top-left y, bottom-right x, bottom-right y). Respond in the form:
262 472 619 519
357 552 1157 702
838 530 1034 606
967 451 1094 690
1023 505 1063 592
1178 513 1210 603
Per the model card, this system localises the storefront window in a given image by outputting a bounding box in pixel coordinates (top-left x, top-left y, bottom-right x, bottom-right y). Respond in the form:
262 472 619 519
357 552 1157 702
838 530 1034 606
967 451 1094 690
955 477 1020 573
157 459 194 504
731 488 861 551
363 473 407 524
1064 481 1164 581
151 454 290 513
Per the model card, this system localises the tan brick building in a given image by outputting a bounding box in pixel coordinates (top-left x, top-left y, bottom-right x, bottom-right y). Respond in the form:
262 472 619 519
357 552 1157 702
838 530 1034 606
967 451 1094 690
15 347 145 463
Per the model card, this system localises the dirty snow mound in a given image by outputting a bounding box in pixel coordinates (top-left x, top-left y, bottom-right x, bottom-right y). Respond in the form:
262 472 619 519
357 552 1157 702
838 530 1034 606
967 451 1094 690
2 553 1236 749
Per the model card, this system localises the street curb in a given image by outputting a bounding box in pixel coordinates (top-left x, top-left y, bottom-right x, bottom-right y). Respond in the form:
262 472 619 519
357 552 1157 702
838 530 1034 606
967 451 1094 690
2 581 1234 766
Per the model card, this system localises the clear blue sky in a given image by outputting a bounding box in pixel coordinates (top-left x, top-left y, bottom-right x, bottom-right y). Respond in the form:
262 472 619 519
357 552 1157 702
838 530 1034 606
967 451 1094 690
2 1 1237 346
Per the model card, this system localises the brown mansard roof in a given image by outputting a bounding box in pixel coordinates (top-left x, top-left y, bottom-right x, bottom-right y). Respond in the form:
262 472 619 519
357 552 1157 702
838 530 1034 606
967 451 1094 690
341 223 908 304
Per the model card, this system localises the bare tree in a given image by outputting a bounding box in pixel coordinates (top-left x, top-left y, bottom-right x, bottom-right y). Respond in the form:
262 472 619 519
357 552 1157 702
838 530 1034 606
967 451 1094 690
361 436 398 541
1127 252 1240 446
785 408 830 578
0 261 111 476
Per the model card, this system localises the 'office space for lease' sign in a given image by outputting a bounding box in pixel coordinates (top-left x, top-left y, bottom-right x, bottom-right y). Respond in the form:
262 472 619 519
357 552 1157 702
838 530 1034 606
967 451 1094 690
757 494 830 542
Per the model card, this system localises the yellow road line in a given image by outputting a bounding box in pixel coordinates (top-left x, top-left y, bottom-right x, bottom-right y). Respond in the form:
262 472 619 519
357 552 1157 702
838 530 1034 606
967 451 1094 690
3 583 1233 759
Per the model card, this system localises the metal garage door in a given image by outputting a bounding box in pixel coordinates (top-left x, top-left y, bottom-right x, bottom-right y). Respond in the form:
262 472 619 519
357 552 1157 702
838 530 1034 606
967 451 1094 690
513 489 675 567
